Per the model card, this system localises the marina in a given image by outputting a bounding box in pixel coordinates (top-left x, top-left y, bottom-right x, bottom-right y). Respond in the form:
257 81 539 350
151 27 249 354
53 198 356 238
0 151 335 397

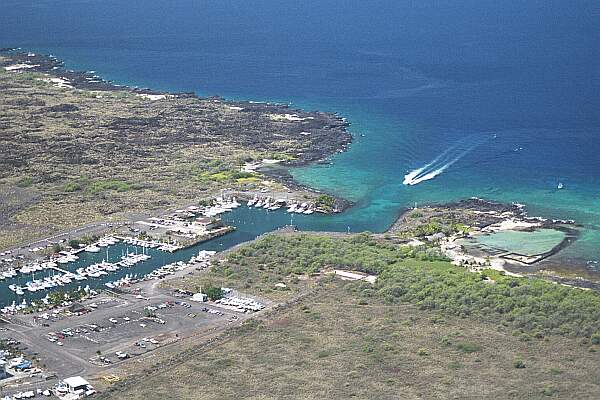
0 1 599 398
0 205 322 310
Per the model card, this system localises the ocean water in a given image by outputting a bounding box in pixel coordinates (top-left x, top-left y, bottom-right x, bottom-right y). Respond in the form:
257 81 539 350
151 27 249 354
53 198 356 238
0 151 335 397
2 0 600 263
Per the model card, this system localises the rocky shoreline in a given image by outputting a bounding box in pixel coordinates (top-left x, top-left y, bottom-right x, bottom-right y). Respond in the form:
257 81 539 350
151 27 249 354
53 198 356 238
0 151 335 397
0 49 353 167
386 197 600 288
389 197 580 236
0 49 354 249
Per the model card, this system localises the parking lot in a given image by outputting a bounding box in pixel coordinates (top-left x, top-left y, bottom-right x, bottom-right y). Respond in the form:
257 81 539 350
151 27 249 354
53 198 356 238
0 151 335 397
0 287 257 386
48 299 229 365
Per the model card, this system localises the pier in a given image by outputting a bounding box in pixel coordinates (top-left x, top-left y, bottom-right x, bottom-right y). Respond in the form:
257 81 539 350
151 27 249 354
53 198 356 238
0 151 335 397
48 266 70 275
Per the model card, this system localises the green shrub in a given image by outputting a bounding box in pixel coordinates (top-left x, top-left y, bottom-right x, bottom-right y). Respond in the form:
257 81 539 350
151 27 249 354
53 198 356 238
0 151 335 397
87 179 134 193
64 182 82 192
204 286 224 301
16 176 34 187
448 361 463 370
541 386 558 396
225 234 600 339
231 171 256 180
455 342 482 354
315 195 336 211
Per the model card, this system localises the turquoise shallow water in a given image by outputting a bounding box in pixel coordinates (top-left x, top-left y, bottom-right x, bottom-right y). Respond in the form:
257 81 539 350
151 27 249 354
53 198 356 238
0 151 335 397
1 0 600 267
473 229 567 256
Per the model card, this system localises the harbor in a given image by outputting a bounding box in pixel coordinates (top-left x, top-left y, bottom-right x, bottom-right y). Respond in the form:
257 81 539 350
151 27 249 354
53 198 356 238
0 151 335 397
0 245 266 399
0 197 332 311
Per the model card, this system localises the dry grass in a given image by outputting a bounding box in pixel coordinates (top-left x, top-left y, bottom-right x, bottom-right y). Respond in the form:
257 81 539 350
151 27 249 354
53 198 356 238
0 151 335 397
101 280 600 400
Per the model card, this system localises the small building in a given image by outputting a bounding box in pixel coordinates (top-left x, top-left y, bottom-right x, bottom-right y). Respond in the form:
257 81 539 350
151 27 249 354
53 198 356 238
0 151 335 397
330 270 378 284
195 216 223 231
63 376 95 396
190 293 207 302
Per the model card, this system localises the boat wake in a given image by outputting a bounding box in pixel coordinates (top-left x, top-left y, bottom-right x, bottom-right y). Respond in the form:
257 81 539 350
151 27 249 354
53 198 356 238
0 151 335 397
403 135 488 186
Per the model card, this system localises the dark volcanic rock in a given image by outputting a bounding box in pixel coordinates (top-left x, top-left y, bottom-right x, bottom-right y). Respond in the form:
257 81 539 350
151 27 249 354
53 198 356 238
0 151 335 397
45 104 80 113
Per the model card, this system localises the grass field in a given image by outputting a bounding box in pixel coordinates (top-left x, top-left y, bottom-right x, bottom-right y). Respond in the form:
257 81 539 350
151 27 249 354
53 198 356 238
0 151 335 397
100 233 600 399
102 280 600 400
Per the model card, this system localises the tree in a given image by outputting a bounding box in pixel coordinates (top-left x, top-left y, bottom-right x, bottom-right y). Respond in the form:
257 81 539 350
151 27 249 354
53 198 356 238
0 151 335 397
315 195 336 211
205 286 224 301
48 290 66 305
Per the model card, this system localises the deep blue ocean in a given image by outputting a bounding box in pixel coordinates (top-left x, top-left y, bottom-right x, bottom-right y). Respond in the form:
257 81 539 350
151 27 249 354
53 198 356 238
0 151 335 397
2 0 600 264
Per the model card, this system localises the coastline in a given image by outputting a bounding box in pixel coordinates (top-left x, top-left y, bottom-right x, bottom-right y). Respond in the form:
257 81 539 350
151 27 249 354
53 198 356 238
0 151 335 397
1 49 596 290
386 197 600 288
0 49 353 251
0 49 353 167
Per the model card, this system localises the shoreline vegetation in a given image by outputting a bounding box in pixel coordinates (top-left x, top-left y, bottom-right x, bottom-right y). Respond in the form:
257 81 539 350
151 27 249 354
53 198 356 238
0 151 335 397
386 198 600 288
0 49 352 250
2 49 599 399
0 50 593 288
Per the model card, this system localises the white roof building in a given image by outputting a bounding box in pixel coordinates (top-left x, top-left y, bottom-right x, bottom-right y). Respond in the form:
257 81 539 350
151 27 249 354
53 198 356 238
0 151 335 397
63 376 92 393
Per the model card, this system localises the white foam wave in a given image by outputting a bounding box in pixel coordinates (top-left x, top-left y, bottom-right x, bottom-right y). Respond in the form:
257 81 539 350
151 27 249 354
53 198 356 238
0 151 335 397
402 144 459 185
403 136 485 186
404 147 471 185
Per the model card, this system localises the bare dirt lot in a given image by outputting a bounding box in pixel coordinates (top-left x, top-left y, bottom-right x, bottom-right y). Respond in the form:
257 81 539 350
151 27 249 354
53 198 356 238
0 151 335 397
98 279 600 400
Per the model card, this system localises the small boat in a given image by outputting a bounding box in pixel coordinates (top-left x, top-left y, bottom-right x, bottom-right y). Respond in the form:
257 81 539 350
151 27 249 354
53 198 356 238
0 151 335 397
295 203 308 213
557 182 564 190
84 244 101 253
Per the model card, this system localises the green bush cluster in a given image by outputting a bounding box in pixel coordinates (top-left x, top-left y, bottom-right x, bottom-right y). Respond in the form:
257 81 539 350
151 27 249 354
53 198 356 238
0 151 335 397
204 285 224 301
16 176 34 187
62 177 136 194
377 260 600 337
315 195 336 211
229 233 447 276
227 233 600 339
87 179 134 193
410 220 468 237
